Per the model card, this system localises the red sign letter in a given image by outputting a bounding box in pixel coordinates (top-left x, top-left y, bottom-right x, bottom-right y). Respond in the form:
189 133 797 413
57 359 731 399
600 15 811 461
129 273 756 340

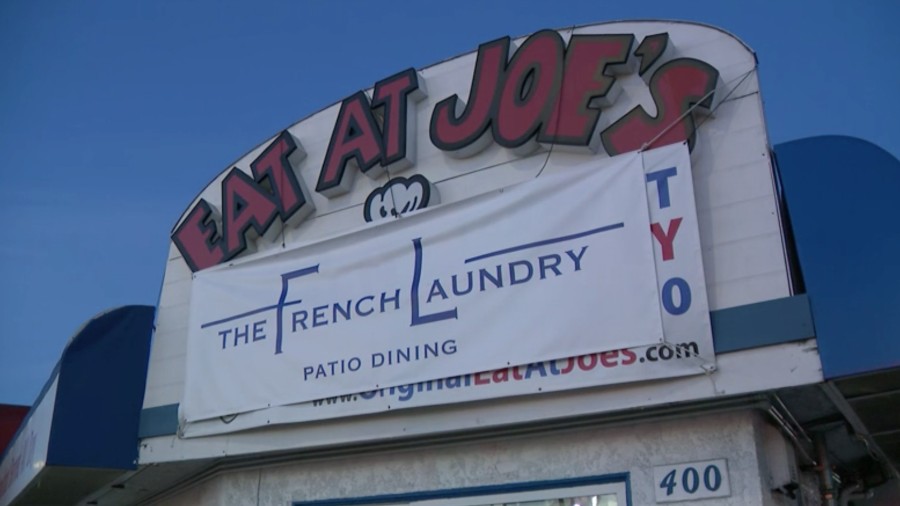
540 34 634 149
317 92 385 196
250 131 310 226
430 37 508 157
493 30 564 152
601 58 719 156
372 68 426 170
171 201 226 272
221 169 280 257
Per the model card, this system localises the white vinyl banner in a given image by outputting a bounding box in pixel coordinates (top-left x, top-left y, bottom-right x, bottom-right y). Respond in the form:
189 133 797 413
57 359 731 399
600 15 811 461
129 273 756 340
182 144 713 430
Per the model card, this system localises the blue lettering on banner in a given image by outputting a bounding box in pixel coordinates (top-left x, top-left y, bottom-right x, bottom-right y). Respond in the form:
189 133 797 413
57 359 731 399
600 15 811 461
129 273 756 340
275 265 319 354
289 290 400 331
645 167 677 209
646 166 695 320
302 356 363 381
410 238 458 326
199 221 624 356
661 277 692 315
420 245 591 303
372 339 458 368
298 339 459 383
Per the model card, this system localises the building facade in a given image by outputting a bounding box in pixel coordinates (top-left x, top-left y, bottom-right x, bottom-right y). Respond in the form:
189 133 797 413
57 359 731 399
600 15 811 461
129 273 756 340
2 20 898 506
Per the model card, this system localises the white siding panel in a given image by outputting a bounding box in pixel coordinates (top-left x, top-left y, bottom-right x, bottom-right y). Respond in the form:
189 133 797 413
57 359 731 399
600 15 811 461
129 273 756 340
698 197 782 248
693 160 777 212
144 354 187 407
166 241 183 262
158 277 192 309
153 303 190 334
703 234 790 310
147 326 188 362
142 382 186 411
707 271 794 311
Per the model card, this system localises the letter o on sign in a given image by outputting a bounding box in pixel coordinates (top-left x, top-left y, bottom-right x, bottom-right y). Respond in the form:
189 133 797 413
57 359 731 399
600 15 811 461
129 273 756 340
662 277 691 315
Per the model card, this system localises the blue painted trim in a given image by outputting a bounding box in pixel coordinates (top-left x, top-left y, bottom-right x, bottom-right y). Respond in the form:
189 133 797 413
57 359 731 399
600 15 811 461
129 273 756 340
292 473 630 506
138 404 180 438
710 295 814 354
625 473 632 506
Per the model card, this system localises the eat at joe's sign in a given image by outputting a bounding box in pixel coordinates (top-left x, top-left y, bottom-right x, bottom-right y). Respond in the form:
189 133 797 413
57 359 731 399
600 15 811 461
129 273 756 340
173 30 719 272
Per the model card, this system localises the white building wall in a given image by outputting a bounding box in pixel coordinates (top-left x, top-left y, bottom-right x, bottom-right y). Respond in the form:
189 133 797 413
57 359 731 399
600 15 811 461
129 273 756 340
150 411 810 506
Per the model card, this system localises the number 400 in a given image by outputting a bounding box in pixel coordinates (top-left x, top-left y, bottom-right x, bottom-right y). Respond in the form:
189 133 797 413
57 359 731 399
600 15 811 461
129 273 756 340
660 464 723 496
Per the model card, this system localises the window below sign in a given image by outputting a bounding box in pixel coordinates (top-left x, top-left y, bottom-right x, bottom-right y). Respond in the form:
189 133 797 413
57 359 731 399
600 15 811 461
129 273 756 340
293 476 629 506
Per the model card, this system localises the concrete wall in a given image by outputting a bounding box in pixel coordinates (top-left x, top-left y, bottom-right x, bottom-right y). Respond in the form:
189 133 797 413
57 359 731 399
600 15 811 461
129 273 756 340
150 410 816 506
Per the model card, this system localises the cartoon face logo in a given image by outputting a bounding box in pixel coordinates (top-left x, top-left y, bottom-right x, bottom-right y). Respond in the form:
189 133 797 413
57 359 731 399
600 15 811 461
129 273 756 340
364 175 438 222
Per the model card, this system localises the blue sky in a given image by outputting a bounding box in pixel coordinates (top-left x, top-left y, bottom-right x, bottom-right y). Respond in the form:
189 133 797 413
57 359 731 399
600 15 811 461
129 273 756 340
0 0 897 406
